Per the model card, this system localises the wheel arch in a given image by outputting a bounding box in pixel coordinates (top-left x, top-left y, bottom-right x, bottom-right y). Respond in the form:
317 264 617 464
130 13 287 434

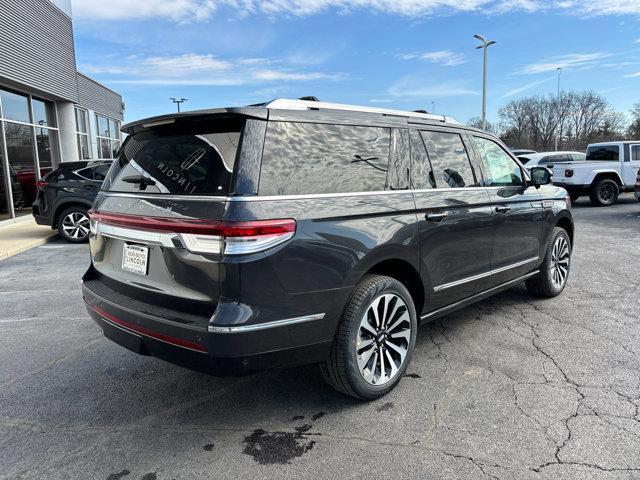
555 215 574 245
363 258 425 317
589 171 623 187
52 200 93 228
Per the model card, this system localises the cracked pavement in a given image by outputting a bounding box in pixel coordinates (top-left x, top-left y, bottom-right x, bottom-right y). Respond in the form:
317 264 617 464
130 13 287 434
1 195 639 480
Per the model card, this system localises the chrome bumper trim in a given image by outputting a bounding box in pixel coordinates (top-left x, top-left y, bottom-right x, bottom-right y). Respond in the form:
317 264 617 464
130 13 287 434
209 313 326 333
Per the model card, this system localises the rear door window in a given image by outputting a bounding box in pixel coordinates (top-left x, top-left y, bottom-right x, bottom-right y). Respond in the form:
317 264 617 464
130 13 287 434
388 129 410 190
103 119 243 195
586 145 619 161
420 131 477 188
259 122 390 195
410 129 435 189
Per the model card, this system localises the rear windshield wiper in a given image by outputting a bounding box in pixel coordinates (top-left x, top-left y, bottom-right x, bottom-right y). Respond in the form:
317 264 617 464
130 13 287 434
121 175 156 190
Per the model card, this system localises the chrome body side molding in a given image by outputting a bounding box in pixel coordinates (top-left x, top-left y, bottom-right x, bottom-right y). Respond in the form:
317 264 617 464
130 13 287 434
433 257 539 292
209 313 326 333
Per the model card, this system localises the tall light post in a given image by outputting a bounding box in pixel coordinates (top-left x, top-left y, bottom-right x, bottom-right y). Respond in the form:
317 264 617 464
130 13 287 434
170 97 187 113
555 67 562 151
474 34 496 131
431 101 436 115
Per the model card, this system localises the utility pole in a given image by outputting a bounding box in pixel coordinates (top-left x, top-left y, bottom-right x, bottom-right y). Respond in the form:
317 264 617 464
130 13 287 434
555 68 562 151
474 34 496 131
170 97 187 113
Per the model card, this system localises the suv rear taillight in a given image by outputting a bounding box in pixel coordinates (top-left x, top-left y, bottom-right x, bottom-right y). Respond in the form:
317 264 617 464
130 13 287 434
88 211 296 255
565 169 574 178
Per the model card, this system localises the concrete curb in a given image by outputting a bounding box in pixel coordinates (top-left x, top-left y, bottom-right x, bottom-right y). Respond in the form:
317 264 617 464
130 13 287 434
0 232 58 261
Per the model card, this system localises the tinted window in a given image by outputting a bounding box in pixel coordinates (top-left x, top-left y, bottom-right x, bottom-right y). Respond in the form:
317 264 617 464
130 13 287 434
586 145 619 161
93 163 111 181
421 131 476 188
103 119 243 195
540 154 570 164
571 153 586 161
518 156 531 164
410 130 435 189
75 167 95 180
473 137 524 187
259 122 390 195
631 145 640 161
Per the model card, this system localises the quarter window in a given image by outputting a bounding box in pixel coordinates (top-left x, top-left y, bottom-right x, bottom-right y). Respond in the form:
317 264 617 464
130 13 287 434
473 137 524 187
420 131 476 188
259 122 390 195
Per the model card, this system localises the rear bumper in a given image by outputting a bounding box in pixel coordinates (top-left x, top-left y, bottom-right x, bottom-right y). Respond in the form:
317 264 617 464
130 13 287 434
82 279 336 375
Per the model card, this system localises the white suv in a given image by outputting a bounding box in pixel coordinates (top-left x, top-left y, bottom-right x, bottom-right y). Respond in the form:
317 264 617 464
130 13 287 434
518 151 585 175
553 142 640 206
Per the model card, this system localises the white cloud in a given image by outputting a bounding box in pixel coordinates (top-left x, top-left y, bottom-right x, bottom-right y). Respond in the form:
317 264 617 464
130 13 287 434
517 52 611 74
400 50 467 66
79 53 344 86
623 71 640 78
71 0 640 21
387 74 478 98
501 76 555 98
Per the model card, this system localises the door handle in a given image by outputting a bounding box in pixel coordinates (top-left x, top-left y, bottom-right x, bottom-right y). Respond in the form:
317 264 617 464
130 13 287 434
425 212 448 222
495 206 511 213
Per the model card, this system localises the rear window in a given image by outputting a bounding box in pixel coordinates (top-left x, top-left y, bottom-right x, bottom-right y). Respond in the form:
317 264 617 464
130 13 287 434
421 131 477 188
586 145 619 161
259 122 390 195
103 119 243 195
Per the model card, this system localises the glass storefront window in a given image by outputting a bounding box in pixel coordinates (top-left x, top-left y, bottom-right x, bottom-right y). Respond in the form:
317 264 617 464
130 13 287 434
0 89 31 124
0 130 10 221
4 122 36 217
109 119 119 139
75 108 87 133
35 127 58 176
97 115 110 138
32 98 56 128
78 134 90 160
99 138 111 159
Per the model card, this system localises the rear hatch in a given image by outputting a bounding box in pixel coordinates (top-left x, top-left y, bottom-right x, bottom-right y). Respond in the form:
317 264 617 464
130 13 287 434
85 115 244 325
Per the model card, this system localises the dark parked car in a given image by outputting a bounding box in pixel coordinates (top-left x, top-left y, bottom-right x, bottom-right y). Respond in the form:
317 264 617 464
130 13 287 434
635 168 640 201
82 99 574 400
33 160 112 242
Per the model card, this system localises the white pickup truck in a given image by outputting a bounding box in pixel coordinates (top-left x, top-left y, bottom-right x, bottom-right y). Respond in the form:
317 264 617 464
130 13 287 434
553 141 640 206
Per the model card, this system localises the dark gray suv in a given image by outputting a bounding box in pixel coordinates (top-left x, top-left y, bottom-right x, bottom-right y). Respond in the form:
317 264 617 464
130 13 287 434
82 98 574 400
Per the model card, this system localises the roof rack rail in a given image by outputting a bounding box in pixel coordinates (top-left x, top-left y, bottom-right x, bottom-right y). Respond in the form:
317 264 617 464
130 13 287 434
263 98 460 124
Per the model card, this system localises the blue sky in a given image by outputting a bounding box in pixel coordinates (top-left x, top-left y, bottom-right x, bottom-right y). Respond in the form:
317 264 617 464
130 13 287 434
70 0 640 125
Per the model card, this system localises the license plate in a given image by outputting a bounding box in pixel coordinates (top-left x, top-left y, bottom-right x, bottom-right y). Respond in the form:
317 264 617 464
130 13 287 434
122 244 149 275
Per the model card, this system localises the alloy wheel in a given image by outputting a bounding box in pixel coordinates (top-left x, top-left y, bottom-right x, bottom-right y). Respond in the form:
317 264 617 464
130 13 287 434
599 183 616 203
356 293 411 386
61 212 90 240
550 235 570 290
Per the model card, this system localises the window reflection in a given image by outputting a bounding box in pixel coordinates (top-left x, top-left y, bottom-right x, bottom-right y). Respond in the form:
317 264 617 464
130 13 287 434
421 131 476 188
0 132 10 221
0 90 30 123
410 129 435 189
260 122 390 195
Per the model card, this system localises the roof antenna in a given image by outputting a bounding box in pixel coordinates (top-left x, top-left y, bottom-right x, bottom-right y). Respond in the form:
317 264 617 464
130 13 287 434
299 96 320 102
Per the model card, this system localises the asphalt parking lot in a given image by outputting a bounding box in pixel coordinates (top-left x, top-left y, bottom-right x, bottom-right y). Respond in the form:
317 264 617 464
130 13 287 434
1 195 639 480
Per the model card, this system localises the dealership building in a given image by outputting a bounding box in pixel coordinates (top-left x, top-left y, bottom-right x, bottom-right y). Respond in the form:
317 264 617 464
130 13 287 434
0 0 124 222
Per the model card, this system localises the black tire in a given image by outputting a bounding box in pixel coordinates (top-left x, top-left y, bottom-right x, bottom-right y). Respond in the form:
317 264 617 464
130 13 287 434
589 178 619 206
569 193 580 203
320 275 417 400
57 206 91 243
526 227 571 298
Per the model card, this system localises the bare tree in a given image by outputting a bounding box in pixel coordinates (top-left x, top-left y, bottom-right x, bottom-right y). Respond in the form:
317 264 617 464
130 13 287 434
498 91 625 151
628 102 640 139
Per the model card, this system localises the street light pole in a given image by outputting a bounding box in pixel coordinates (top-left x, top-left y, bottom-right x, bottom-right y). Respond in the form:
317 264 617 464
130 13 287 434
474 34 496 131
555 67 562 151
170 97 187 113
431 101 436 115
